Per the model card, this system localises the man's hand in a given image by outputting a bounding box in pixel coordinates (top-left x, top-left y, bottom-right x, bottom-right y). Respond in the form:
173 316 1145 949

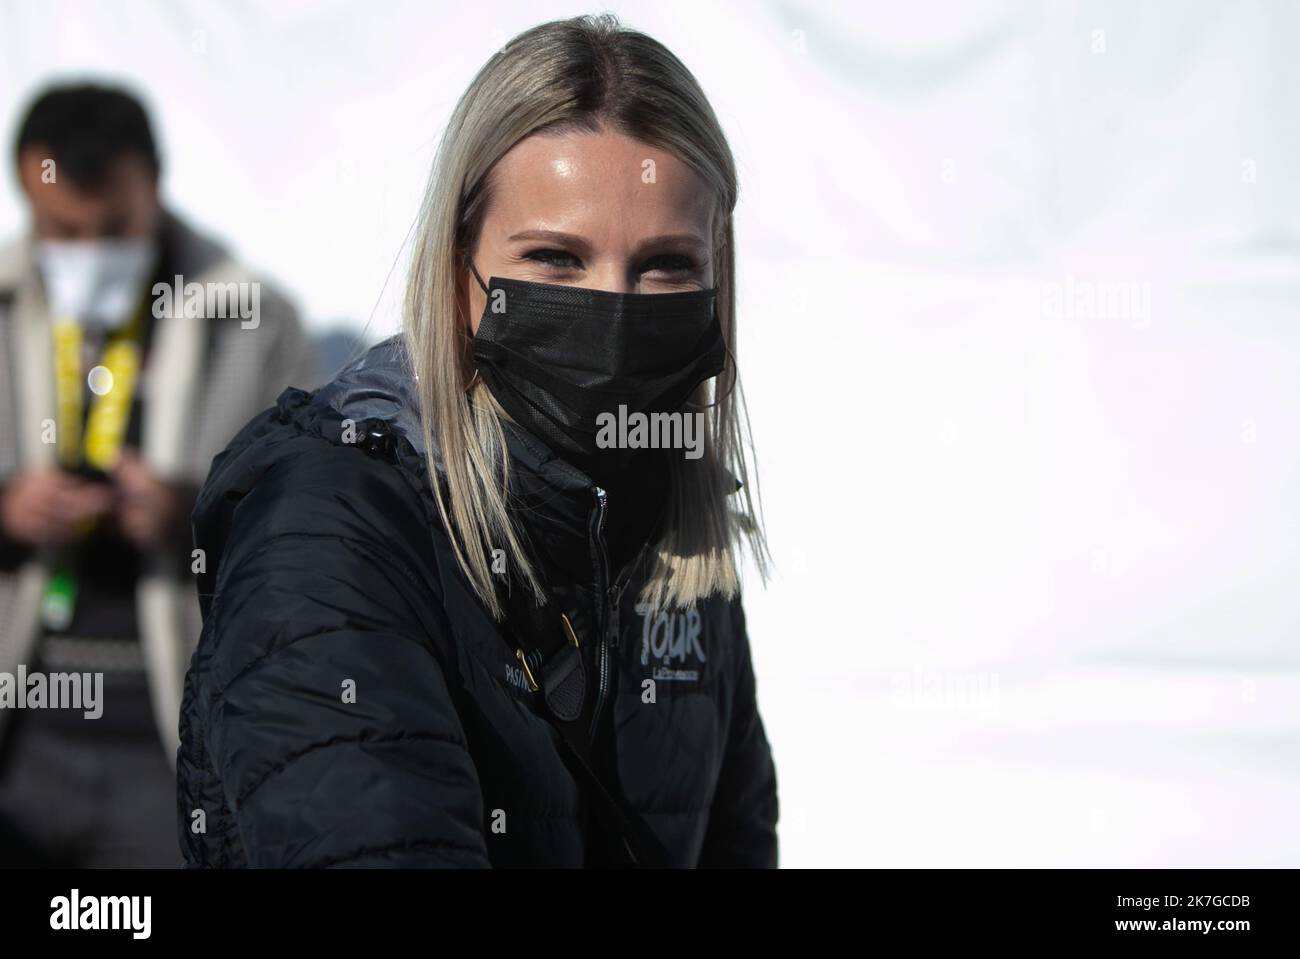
0 467 114 546
112 449 186 547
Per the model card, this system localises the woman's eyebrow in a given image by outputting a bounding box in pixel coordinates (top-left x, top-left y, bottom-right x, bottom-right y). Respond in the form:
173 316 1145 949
632 233 709 256
507 229 591 252
506 229 709 256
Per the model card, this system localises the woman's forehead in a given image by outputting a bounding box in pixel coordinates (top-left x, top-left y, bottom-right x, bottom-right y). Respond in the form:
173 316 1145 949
485 130 714 246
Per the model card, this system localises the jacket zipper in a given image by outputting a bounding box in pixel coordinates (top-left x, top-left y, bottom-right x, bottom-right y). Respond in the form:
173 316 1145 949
589 486 612 741
587 486 650 742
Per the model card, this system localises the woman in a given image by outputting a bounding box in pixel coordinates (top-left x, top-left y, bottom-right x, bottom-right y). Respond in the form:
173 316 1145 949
177 13 777 868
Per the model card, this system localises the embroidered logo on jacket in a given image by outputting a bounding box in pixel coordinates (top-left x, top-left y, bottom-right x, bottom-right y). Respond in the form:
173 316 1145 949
505 662 532 693
635 604 705 682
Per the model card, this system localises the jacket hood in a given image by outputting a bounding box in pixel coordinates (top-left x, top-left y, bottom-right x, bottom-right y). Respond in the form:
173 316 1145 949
313 335 434 463
313 334 601 499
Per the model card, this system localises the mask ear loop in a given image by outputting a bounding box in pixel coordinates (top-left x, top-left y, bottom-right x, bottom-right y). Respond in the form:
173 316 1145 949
683 346 737 412
466 256 490 295
460 251 488 393
463 354 482 394
684 300 738 412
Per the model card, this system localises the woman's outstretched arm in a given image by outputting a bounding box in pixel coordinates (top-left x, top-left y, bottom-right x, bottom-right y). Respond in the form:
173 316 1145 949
183 442 491 868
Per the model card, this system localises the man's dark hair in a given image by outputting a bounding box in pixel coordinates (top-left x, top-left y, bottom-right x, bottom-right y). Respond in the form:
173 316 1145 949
14 83 160 188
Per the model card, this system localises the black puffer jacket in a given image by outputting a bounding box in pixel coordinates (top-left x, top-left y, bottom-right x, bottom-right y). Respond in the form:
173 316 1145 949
176 336 778 867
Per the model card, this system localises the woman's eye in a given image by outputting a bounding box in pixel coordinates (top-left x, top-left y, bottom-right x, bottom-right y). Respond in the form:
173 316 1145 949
521 249 698 278
524 248 582 269
642 254 696 275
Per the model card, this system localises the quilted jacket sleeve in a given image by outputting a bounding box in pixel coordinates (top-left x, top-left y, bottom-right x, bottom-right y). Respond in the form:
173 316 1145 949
697 598 780 868
190 438 490 867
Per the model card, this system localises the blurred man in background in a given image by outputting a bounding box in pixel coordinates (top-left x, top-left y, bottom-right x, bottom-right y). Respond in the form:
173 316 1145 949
0 83 318 866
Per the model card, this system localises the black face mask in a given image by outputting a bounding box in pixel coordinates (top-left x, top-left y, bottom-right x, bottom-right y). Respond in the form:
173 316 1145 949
468 261 727 473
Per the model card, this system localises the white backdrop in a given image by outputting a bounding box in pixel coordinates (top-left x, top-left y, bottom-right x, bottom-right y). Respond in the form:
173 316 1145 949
3 0 1298 867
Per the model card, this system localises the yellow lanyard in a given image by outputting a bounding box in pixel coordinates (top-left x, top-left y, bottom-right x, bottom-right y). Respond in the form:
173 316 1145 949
51 301 146 471
41 300 148 631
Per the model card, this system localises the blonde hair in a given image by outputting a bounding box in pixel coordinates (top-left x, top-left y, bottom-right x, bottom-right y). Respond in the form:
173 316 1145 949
403 13 768 620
